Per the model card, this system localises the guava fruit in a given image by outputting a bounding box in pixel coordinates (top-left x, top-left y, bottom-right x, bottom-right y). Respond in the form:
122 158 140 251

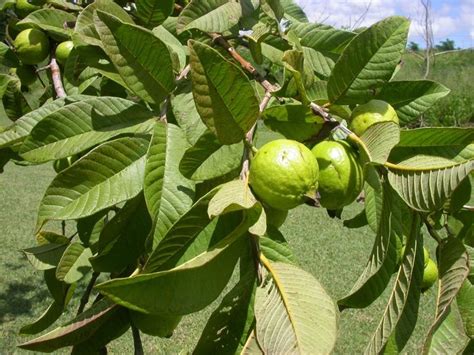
349 99 399 136
311 140 363 210
421 258 438 291
14 28 50 65
399 245 430 267
55 40 74 65
15 0 41 18
249 139 319 210
265 205 288 228
130 311 182 337
10 64 37 86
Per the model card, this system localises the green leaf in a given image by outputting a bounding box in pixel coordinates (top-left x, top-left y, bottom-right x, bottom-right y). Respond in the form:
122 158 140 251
76 210 109 249
376 80 450 124
144 122 195 249
261 0 284 22
136 0 175 28
179 129 244 181
1 75 30 121
189 40 260 145
152 25 187 72
303 46 335 79
424 238 470 350
90 194 151 273
94 11 176 104
290 22 355 55
55 243 93 284
328 17 410 104
365 213 423 354
18 300 119 352
17 9 75 40
36 137 149 230
194 255 257 354
255 261 338 353
73 0 133 47
96 226 250 315
458 279 474 339
260 226 296 264
20 302 64 335
241 330 264 354
387 158 474 212
177 0 242 34
339 185 404 308
23 243 69 271
343 209 369 229
0 42 20 67
208 179 259 217
424 303 470 355
358 122 401 165
19 97 155 163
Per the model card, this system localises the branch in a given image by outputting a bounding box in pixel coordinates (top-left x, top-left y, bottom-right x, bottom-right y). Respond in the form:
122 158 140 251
423 216 443 244
77 272 100 315
131 325 144 355
50 57 66 98
176 64 191 81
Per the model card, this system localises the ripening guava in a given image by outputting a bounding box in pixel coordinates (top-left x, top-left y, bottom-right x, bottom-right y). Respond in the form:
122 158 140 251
249 139 319 210
55 41 74 65
130 311 182 337
349 100 399 136
311 140 363 210
15 0 42 18
10 64 37 86
14 28 50 65
265 205 288 228
422 258 438 291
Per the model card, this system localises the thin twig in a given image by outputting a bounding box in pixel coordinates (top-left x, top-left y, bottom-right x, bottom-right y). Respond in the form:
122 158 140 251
159 98 169 123
132 325 144 355
36 64 51 73
50 57 66 98
176 64 191 81
77 272 100 315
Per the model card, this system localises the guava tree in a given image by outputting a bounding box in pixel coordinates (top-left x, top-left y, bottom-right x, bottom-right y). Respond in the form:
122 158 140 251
0 0 473 353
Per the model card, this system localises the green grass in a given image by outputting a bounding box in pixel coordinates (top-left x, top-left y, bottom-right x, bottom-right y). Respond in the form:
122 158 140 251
394 50 474 127
1 161 438 354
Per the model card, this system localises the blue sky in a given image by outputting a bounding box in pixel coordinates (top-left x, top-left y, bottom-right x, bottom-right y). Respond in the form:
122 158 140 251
294 0 474 48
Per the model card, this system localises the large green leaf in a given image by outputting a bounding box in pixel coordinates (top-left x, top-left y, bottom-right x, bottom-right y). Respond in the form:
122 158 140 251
376 80 450 124
358 122 401 165
339 185 404 308
20 302 64 336
260 226 296 264
254 261 338 353
90 194 151 273
0 42 20 67
55 243 92 284
73 0 133 47
17 9 75 40
36 137 149 230
387 158 474 212
19 97 155 163
328 17 410 104
96 223 250 315
365 213 423 354
18 300 119 352
136 0 175 28
177 0 242 34
179 129 243 181
94 11 176 104
152 25 187 71
303 46 335 79
144 122 195 249
458 279 474 339
189 40 260 145
23 242 69 271
423 238 470 350
194 251 256 354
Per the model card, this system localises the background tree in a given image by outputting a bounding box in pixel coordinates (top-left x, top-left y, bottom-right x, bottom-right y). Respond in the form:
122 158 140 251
408 41 420 51
436 38 456 51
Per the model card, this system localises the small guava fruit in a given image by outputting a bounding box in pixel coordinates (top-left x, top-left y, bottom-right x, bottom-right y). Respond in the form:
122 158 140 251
349 99 399 136
14 28 50 65
15 0 42 18
11 64 37 86
265 205 288 228
311 140 363 210
400 245 430 267
249 139 319 210
130 311 182 337
55 41 74 65
421 258 439 291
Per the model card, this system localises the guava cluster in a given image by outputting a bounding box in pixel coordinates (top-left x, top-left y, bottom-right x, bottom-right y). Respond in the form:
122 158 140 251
9 0 74 87
249 100 398 224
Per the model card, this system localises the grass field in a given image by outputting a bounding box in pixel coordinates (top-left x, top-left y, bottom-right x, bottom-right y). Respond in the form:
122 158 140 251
1 161 437 354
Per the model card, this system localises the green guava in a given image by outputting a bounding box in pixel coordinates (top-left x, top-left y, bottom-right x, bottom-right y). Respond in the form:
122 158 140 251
14 28 50 65
130 311 182 337
349 100 399 136
421 258 439 291
55 40 74 65
399 245 430 267
265 205 288 228
15 0 41 18
10 64 37 86
249 139 319 210
311 140 363 210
